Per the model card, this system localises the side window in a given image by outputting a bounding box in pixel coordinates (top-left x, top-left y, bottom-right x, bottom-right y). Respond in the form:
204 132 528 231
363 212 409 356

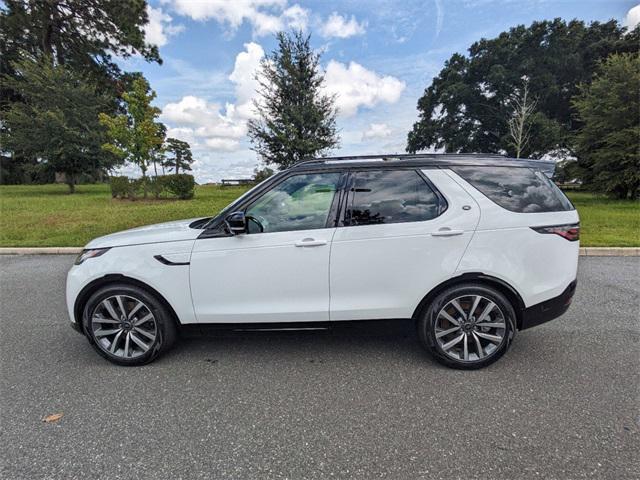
245 172 341 233
451 166 574 213
346 170 442 226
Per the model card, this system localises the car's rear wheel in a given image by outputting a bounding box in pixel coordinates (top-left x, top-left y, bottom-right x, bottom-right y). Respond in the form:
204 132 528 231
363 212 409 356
82 284 177 366
417 283 516 369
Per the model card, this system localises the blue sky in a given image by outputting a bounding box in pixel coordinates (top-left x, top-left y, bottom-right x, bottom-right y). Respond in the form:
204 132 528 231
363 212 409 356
118 0 639 182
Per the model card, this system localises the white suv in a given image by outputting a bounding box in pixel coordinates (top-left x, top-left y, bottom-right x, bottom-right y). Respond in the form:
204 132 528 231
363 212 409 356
67 154 579 369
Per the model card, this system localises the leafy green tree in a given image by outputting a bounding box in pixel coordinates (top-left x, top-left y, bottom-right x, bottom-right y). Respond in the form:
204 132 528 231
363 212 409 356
0 0 159 79
0 57 118 192
0 0 160 184
572 53 639 199
407 19 639 158
164 138 194 174
248 31 339 169
99 77 164 197
253 165 275 183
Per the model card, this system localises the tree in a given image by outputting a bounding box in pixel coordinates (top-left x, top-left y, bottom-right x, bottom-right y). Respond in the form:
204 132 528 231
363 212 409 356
572 53 639 199
0 57 118 192
506 78 538 158
253 165 275 183
150 123 167 177
0 0 161 184
407 19 639 158
0 0 159 79
164 138 194 174
248 31 339 169
99 77 164 197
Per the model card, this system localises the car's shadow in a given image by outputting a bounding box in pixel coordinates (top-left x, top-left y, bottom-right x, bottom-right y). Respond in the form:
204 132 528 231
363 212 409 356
160 319 439 366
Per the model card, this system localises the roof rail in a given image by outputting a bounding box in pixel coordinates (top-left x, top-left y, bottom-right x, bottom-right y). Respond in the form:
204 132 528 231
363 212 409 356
294 152 506 167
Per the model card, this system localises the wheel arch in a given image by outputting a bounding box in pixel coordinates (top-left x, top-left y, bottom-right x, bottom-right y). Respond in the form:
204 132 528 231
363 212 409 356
73 274 182 333
412 273 526 329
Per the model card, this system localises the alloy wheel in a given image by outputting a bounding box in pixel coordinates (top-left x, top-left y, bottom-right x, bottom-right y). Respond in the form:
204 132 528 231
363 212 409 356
434 295 507 362
90 295 157 359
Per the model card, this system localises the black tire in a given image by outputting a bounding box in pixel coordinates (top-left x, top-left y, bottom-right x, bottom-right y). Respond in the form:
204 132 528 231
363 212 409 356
82 283 177 366
417 283 516 369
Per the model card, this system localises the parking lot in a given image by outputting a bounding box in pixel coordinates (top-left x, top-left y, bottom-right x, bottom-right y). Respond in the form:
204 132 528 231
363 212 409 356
0 255 638 479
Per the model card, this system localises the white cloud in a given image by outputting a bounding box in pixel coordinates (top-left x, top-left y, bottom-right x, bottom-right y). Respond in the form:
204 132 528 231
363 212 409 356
161 43 265 152
434 0 444 37
321 12 367 38
323 61 406 116
624 5 640 30
228 42 264 119
144 6 184 47
167 0 309 37
362 123 392 140
283 4 309 31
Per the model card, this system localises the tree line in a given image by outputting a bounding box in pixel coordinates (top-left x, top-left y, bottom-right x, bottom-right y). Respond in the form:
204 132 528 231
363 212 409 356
0 0 193 194
1 3 638 199
406 19 639 199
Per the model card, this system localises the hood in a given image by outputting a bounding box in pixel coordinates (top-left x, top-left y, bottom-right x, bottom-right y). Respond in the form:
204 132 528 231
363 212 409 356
85 218 205 249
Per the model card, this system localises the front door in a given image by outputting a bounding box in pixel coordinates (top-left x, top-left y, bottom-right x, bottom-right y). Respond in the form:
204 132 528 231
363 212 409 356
190 171 343 323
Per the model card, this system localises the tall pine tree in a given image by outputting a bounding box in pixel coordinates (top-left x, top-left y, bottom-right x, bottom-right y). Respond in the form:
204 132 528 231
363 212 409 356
248 31 339 169
164 138 194 174
572 53 639 199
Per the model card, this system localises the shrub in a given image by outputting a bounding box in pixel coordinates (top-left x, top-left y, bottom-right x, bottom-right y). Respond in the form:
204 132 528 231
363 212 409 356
165 174 195 199
109 174 195 200
109 176 129 198
147 176 165 199
128 178 147 200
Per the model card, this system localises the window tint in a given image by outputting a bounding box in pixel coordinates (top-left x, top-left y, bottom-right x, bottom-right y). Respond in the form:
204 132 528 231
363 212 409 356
452 166 574 213
246 172 340 233
346 170 441 226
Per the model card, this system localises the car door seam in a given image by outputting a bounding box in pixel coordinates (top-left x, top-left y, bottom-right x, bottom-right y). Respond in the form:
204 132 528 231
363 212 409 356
439 169 482 273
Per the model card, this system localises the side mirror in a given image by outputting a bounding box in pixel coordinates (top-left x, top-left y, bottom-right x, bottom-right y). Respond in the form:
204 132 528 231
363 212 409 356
225 211 247 235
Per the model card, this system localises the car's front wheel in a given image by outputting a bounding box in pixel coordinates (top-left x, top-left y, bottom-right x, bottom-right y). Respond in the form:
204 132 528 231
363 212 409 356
417 283 516 369
82 283 177 366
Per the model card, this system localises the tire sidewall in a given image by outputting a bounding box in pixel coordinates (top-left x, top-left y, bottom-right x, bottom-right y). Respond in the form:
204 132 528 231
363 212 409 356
419 284 516 369
83 284 168 366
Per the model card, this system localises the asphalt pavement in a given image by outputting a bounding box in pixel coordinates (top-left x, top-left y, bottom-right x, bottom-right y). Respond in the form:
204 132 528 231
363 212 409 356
0 255 638 480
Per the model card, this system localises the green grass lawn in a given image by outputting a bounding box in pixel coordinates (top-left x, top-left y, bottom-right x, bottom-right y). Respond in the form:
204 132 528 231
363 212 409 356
0 184 637 247
565 191 639 247
0 183 250 247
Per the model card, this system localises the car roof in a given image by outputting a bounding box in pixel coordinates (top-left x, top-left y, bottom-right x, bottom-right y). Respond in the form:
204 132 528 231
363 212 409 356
290 153 555 175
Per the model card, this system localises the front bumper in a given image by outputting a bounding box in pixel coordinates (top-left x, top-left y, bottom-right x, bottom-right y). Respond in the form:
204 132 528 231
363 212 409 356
520 280 577 330
69 321 83 334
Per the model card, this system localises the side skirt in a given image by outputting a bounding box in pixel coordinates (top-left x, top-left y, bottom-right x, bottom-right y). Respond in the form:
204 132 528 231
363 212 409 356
179 318 415 338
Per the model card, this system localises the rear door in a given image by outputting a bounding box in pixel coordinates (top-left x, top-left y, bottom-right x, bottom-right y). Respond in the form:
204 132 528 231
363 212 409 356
329 168 480 321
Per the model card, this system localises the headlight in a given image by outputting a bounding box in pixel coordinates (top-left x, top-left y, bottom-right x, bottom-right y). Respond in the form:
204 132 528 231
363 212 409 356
75 248 110 265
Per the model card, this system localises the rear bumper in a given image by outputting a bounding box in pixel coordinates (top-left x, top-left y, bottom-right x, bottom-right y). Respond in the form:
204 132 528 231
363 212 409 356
520 280 577 330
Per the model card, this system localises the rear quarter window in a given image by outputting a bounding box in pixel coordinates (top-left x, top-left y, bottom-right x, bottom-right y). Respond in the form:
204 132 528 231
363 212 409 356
452 166 574 213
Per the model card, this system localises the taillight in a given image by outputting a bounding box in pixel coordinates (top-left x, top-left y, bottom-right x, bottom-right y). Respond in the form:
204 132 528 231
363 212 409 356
531 223 580 241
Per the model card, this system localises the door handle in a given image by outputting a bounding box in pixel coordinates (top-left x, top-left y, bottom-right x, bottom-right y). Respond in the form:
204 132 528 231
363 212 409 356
295 238 327 247
432 228 464 237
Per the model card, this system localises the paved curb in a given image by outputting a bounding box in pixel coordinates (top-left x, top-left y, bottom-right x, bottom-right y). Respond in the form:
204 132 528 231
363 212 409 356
0 247 639 256
0 247 83 255
579 247 640 256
